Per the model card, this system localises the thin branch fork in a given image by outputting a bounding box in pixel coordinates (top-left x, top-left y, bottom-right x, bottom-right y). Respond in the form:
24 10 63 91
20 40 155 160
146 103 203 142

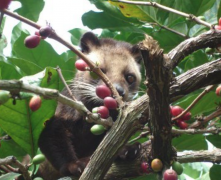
0 156 31 180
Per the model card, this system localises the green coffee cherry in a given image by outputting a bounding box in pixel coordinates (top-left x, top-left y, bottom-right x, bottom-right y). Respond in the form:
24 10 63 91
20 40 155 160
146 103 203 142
205 47 215 55
0 90 10 105
32 154 45 165
90 124 106 135
172 161 183 175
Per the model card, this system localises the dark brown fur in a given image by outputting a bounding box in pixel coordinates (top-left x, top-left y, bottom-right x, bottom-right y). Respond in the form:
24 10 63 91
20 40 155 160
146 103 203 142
38 32 142 179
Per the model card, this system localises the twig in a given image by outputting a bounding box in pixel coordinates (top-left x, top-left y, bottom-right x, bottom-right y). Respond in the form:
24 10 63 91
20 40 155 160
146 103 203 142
0 165 10 173
56 66 77 101
128 130 149 144
1 8 123 106
110 0 212 28
154 23 188 38
4 164 19 172
172 127 221 135
0 156 31 180
189 107 221 128
172 85 214 121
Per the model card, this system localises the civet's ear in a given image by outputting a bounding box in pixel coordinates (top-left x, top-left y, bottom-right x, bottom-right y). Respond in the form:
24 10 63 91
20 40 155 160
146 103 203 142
131 44 142 64
80 32 101 53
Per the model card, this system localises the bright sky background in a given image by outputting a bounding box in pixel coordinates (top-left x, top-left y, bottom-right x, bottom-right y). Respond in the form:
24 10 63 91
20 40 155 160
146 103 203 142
4 0 100 54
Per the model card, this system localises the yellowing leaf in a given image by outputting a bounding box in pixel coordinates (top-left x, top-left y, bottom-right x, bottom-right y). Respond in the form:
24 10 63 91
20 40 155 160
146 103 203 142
108 1 154 21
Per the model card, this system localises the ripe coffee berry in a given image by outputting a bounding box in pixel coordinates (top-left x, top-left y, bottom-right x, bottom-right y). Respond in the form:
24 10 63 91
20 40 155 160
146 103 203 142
163 169 178 180
75 59 89 71
141 162 150 174
104 97 117 109
151 158 163 172
181 112 191 121
216 86 221 96
0 0 11 9
96 85 111 99
177 120 188 129
92 106 109 119
171 106 183 117
29 96 42 111
39 26 53 38
24 35 41 49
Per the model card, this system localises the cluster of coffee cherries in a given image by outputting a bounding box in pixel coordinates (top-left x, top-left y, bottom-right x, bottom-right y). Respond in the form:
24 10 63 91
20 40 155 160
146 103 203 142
24 25 53 49
141 159 183 180
170 105 191 129
90 85 118 135
75 59 118 135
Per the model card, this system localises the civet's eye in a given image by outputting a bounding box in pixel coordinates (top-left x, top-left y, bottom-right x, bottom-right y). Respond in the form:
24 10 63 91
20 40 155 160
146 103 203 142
126 74 136 84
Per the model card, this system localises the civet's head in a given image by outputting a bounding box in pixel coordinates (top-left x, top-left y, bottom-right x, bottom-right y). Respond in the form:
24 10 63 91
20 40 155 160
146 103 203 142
72 32 142 106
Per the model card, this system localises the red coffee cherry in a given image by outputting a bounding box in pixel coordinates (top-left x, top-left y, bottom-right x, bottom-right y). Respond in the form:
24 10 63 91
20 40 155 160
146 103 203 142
24 35 41 48
92 106 109 119
0 0 11 9
75 59 89 71
216 86 221 96
171 106 183 117
177 120 188 129
181 112 191 121
141 162 150 174
96 85 111 99
163 169 178 180
104 97 117 109
29 96 42 111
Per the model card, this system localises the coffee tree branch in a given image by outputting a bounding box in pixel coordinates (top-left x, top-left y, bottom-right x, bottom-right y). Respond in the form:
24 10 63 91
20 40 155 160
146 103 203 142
0 156 31 180
0 80 113 127
168 30 221 68
110 0 212 28
140 35 173 168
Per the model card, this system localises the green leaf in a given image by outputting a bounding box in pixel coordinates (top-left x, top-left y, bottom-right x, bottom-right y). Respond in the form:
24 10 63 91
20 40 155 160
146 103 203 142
0 172 20 180
0 139 26 160
172 134 207 151
82 11 144 33
68 28 88 45
210 165 221 180
14 0 45 21
182 162 210 179
0 57 23 80
206 135 221 148
0 68 58 157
